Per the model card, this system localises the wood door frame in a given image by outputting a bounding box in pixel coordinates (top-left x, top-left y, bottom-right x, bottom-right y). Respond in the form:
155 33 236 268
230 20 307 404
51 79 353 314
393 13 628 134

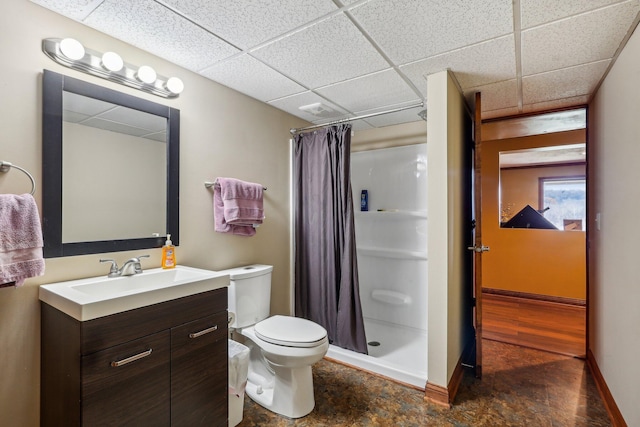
472 92 483 379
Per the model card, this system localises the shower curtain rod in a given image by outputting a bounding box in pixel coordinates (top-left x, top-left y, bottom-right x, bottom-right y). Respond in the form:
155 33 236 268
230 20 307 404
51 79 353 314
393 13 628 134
289 101 425 135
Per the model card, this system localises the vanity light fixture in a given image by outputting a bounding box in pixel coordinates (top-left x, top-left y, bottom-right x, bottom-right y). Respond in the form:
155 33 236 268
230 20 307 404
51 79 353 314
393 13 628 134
59 38 85 60
165 76 185 95
136 65 157 84
42 38 184 98
101 51 124 72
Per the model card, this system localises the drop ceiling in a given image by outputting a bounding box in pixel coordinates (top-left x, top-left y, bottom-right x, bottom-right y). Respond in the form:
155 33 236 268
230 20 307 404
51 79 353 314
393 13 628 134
31 0 640 130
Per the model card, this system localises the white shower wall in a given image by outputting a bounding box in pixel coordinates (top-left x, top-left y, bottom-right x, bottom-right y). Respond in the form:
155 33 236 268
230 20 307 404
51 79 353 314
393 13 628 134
334 143 428 388
351 144 427 330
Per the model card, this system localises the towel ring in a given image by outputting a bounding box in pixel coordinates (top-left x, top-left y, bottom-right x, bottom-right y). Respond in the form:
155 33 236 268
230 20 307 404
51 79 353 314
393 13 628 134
0 161 36 195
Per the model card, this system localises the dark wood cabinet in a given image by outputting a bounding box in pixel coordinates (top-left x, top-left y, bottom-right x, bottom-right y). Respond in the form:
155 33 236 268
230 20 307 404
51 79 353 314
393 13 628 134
41 288 228 427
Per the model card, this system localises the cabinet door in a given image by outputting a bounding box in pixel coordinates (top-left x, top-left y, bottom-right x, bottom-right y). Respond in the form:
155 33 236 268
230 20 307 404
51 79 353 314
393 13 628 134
82 330 171 426
171 312 228 427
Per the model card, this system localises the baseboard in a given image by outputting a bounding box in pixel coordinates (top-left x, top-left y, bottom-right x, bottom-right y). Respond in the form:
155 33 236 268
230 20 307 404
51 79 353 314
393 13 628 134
483 287 586 307
424 381 451 407
586 349 627 427
424 354 465 408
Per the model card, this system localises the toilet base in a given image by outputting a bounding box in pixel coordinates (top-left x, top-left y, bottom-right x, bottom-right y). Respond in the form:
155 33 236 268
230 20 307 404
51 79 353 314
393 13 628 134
245 364 315 419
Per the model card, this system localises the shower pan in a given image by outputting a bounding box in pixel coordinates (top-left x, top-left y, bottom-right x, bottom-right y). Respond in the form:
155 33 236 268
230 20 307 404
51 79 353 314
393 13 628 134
326 143 428 389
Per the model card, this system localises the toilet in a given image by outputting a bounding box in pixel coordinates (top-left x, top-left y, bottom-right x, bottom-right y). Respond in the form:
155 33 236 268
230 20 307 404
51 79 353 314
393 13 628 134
221 264 328 419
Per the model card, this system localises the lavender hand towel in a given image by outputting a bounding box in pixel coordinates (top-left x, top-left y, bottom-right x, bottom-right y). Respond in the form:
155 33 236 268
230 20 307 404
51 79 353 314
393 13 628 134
213 178 259 237
0 194 45 286
217 177 264 226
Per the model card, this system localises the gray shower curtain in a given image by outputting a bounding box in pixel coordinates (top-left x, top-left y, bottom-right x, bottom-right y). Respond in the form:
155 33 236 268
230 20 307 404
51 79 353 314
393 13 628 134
293 124 367 354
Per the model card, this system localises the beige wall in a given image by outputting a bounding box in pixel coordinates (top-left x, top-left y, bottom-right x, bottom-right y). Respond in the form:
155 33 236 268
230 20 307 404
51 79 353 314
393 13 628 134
426 70 471 387
589 23 640 426
0 2 306 425
351 120 426 151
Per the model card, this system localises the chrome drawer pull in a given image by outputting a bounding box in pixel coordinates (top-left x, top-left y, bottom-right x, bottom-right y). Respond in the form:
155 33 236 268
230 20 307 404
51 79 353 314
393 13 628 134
110 349 153 367
189 325 218 339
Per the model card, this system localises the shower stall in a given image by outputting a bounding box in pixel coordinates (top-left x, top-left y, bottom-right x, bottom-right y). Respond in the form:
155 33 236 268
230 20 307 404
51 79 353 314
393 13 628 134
325 143 428 389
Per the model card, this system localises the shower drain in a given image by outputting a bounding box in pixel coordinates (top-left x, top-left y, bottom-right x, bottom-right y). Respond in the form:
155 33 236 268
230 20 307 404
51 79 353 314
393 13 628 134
367 341 381 347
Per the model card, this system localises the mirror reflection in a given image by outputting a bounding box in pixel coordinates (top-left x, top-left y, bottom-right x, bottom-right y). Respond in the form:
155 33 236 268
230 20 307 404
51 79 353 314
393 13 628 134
499 144 586 230
62 92 167 243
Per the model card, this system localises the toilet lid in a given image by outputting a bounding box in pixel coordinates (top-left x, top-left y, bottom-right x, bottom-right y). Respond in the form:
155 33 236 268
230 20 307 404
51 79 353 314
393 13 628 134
254 315 327 348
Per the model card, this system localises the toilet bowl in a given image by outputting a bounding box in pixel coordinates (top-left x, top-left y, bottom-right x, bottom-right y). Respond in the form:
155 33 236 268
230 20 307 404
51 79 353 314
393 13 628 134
240 316 328 418
221 265 328 419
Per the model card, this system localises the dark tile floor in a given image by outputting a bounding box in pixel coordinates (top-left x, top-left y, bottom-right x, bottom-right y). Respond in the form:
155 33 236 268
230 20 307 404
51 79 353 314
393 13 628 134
238 340 611 426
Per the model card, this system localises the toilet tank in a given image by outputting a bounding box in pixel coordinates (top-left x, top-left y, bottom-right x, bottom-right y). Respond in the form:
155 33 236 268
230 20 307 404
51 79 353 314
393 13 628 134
221 264 273 329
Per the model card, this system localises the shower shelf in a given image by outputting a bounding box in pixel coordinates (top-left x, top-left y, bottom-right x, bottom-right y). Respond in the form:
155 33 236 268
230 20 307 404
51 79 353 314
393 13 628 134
356 210 427 219
356 246 427 260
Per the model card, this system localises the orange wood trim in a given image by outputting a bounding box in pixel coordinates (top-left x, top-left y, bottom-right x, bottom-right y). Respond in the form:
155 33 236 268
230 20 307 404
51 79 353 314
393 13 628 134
424 382 451 408
483 287 586 307
587 349 627 427
423 354 465 408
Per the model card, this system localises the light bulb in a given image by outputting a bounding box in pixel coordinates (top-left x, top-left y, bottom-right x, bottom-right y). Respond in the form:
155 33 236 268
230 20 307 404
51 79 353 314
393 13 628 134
101 51 123 72
59 38 85 61
136 65 157 84
165 77 184 94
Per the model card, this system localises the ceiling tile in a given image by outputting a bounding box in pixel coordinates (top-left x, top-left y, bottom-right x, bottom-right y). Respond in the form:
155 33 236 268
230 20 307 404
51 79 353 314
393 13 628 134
464 79 518 112
520 0 625 29
521 1 639 75
522 60 610 105
349 0 513 64
482 106 521 120
268 92 349 123
200 54 306 102
30 0 104 21
522 95 590 114
400 35 516 96
316 69 420 113
252 14 389 88
83 0 240 72
161 0 338 49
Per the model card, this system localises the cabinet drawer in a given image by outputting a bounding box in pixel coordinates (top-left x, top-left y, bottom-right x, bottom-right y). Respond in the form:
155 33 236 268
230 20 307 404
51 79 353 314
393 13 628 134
171 312 228 426
82 287 227 354
82 330 171 426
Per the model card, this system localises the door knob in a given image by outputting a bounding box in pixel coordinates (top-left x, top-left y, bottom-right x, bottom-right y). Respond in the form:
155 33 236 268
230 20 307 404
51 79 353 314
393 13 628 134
467 245 490 253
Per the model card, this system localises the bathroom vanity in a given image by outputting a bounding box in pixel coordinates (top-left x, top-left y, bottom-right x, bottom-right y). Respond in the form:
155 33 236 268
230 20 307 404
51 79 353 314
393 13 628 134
40 268 229 426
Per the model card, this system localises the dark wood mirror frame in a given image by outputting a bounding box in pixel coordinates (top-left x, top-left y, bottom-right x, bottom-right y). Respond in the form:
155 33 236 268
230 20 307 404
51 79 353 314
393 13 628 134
42 69 179 258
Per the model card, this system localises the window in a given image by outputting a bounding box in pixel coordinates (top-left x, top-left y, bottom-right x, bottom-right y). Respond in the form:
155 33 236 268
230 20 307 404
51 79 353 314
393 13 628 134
539 177 586 230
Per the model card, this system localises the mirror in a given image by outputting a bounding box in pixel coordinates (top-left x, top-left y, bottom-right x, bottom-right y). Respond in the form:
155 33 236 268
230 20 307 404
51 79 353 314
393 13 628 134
499 144 586 230
42 70 179 258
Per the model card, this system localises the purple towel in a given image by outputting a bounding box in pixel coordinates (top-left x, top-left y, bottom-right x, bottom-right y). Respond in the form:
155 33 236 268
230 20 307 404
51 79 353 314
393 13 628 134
0 194 45 286
213 178 264 237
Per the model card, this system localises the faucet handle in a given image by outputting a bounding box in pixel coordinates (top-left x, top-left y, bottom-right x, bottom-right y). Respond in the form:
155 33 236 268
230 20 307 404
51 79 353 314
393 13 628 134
137 254 150 260
99 258 119 277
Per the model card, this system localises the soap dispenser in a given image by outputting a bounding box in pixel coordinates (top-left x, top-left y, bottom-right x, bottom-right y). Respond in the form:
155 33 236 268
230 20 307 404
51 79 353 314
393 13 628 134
161 234 176 269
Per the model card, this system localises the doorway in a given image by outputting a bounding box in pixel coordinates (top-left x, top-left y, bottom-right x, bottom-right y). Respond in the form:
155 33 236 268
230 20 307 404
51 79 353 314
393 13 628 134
476 108 588 358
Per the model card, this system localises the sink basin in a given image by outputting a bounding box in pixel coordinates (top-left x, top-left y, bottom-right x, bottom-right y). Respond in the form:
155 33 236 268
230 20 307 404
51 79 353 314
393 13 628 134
39 266 230 321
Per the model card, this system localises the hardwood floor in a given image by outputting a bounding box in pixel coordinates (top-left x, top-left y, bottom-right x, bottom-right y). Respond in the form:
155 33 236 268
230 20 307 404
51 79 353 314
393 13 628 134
238 339 611 426
482 289 586 357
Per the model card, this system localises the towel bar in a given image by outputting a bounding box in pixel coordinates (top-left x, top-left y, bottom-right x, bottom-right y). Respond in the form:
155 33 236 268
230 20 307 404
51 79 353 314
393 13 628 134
0 161 36 195
204 181 267 191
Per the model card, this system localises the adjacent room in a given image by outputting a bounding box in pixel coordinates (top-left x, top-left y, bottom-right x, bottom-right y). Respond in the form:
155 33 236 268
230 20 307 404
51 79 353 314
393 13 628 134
1 1 639 426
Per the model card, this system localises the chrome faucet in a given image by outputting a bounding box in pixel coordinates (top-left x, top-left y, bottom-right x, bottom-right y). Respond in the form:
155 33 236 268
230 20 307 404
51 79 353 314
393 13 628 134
100 255 150 277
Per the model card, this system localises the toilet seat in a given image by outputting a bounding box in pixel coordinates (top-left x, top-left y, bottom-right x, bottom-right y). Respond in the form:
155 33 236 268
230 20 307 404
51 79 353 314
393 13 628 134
254 315 327 348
